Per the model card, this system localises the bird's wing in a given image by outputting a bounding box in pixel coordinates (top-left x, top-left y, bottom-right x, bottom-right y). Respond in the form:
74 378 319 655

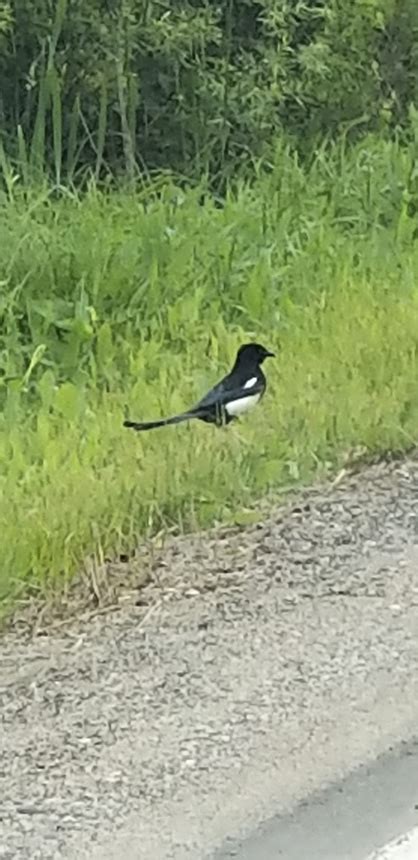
195 376 264 411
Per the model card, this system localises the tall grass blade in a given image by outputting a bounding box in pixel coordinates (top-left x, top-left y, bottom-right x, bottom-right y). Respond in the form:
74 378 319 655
95 77 108 181
30 72 48 179
49 66 63 186
16 125 29 186
66 95 81 182
50 0 68 56
0 140 17 199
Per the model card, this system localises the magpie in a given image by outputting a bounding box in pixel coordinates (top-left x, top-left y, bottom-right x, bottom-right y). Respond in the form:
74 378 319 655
123 342 274 432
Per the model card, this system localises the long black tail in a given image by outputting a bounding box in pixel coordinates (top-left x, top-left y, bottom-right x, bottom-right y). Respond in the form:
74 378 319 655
123 409 203 432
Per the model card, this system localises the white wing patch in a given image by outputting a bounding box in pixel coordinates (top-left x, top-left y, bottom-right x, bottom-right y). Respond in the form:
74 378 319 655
225 393 261 417
243 376 258 390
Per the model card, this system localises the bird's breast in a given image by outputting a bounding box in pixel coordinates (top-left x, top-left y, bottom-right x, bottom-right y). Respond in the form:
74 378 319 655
225 392 261 417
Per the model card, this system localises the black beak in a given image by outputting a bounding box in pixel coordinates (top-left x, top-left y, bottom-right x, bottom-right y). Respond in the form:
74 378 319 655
265 349 275 358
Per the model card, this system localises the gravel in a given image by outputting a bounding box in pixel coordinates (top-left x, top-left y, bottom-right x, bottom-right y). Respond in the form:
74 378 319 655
2 458 418 859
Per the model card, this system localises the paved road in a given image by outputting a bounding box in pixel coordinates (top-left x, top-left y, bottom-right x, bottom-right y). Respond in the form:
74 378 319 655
371 829 418 859
371 830 418 860
2 459 418 859
214 738 418 859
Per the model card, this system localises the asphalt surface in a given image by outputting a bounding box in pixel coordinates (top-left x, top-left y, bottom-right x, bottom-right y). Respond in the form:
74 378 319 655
2 458 418 859
214 738 418 859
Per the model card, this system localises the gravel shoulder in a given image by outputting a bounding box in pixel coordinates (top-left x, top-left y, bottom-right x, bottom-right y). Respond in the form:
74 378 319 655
2 458 418 859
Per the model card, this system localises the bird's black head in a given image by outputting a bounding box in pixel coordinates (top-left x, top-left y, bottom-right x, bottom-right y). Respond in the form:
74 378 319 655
235 342 275 367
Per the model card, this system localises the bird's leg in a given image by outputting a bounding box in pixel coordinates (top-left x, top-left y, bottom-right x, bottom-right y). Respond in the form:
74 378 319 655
214 404 229 428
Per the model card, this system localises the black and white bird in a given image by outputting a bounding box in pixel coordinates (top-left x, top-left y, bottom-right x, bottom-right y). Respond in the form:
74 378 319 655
123 342 274 432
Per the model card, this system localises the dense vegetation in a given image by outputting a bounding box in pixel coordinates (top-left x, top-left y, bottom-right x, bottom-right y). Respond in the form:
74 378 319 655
0 1 418 181
1 3 418 605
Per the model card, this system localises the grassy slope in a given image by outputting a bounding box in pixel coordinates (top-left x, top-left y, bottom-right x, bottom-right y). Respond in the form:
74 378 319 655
1 137 418 602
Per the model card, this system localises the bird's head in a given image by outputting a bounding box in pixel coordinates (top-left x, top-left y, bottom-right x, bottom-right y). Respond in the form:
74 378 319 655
235 342 275 366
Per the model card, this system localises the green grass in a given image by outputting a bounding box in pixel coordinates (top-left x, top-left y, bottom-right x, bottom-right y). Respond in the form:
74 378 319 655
2 135 418 605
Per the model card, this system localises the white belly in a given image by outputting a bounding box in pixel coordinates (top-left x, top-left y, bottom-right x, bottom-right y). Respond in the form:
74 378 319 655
225 392 261 417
